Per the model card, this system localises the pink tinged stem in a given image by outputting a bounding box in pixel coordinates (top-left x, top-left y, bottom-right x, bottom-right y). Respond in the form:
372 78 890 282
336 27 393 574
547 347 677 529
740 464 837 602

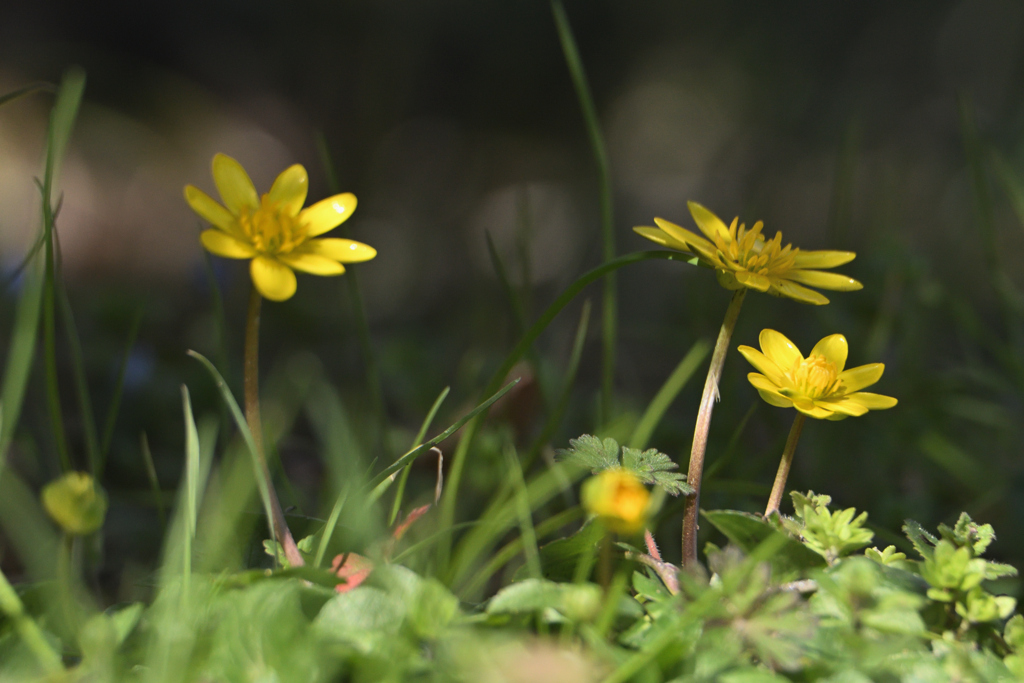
764 412 807 516
244 286 305 567
681 288 747 566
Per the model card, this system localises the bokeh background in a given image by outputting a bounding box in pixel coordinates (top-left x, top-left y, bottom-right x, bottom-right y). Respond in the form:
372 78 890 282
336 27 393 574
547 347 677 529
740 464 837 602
2 0 1024 597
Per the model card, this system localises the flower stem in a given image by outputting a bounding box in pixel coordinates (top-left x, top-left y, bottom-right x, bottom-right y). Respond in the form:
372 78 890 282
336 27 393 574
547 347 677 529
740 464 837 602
764 412 807 516
244 287 304 567
681 288 746 566
0 566 62 672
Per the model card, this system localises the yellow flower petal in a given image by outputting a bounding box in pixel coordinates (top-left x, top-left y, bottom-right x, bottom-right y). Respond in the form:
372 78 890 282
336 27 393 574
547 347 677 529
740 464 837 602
809 334 848 372
200 230 257 259
299 238 377 263
815 397 869 417
843 392 898 410
212 153 259 215
633 226 690 251
653 217 711 251
791 396 834 419
735 270 771 292
268 164 309 217
748 373 794 407
792 250 856 269
838 363 884 393
250 256 297 301
738 347 786 385
278 253 346 275
687 201 730 242
769 279 830 305
185 186 237 233
300 193 358 237
786 269 863 292
759 329 802 369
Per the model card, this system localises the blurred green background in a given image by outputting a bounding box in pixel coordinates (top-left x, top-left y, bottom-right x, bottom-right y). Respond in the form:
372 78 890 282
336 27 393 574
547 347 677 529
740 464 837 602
1 0 1024 599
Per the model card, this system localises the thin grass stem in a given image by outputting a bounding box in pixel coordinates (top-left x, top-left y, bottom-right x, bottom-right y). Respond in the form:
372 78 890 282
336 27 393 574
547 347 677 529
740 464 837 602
551 0 616 426
681 289 746 566
389 386 450 526
98 309 142 472
0 566 62 672
505 442 542 580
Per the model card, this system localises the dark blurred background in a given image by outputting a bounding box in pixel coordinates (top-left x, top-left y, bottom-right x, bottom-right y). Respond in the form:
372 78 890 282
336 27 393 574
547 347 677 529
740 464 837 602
2 0 1024 596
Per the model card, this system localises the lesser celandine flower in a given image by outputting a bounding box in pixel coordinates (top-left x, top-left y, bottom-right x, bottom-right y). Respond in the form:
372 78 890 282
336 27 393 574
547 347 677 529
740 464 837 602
738 329 897 514
42 472 108 536
634 201 861 305
633 201 864 566
738 329 897 420
185 153 376 301
582 468 651 534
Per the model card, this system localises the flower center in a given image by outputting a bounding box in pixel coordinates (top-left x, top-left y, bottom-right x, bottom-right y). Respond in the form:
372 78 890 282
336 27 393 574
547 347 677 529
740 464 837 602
786 354 840 399
238 195 307 255
711 220 799 277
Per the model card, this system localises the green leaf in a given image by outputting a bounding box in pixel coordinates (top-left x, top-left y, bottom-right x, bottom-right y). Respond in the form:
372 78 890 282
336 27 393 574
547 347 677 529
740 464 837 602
621 445 691 496
702 510 826 576
314 586 406 653
557 434 620 472
528 519 604 582
487 578 602 622
903 519 938 561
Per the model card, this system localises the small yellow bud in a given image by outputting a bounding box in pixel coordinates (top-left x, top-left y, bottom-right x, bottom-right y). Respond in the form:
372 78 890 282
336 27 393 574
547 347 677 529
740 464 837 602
581 469 650 534
42 472 108 535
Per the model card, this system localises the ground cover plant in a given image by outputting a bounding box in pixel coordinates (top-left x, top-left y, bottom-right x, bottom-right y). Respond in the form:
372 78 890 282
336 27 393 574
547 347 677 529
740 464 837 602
3 3 1024 682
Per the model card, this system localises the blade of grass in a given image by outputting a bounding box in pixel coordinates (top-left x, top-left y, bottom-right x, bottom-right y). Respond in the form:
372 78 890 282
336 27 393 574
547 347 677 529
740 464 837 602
520 299 591 471
180 386 200 597
57 281 100 473
552 0 616 426
367 378 520 492
627 339 711 451
313 488 348 569
486 230 528 335
39 68 86 473
139 432 167 534
389 385 450 526
0 82 55 109
505 442 542 580
0 566 62 673
98 309 143 472
315 133 386 445
438 250 689 554
187 350 276 548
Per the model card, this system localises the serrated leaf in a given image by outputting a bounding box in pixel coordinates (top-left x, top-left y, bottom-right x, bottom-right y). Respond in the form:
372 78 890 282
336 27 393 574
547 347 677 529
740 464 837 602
557 434 620 472
621 446 692 496
702 510 826 577
903 519 938 561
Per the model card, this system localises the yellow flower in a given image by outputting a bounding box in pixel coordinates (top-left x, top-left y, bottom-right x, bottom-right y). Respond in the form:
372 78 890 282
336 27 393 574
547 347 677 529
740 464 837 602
738 329 897 420
42 472 108 535
634 202 862 305
185 154 376 301
581 468 651 534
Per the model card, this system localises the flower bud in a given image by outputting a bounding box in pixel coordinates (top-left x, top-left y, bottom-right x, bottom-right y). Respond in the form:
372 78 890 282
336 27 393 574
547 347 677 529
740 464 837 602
42 472 108 535
581 468 650 534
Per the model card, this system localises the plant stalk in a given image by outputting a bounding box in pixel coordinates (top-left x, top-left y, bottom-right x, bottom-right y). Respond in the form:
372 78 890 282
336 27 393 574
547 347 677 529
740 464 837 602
244 287 304 567
0 566 62 672
681 288 746 566
764 412 807 516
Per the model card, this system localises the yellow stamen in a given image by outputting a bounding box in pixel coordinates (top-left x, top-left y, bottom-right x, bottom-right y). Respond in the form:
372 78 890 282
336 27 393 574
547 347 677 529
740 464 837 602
239 195 308 255
786 354 840 399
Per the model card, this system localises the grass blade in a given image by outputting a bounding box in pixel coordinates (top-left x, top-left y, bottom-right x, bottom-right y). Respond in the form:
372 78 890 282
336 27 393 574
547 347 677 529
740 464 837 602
485 230 528 335
187 350 276 547
57 282 100 473
139 432 167 533
628 339 711 451
0 82 55 109
438 250 689 548
99 309 143 470
505 442 542 580
552 0 616 425
520 299 591 471
389 385 450 525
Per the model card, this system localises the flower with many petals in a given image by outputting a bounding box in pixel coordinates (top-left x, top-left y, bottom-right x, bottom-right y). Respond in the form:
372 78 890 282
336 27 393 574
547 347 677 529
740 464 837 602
634 202 862 305
185 154 376 301
738 329 897 420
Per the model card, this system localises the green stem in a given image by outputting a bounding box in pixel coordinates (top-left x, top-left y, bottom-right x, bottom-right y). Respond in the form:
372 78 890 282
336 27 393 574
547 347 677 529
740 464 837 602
681 289 746 566
0 567 62 672
244 287 303 567
764 412 807 516
552 0 616 425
